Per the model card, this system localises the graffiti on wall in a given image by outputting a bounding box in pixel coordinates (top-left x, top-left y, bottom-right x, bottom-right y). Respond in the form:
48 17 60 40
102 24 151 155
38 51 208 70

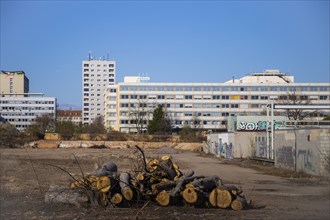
220 142 233 159
298 149 316 173
238 120 286 131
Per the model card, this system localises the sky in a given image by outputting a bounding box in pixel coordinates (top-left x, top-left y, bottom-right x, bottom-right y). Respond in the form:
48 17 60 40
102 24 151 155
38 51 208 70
1 0 329 107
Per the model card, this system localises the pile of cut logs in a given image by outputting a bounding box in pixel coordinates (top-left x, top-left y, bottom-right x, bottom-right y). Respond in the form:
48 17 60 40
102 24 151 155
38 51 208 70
69 149 249 210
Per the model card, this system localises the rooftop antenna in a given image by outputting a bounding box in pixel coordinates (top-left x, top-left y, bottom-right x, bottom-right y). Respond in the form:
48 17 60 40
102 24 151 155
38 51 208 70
107 53 110 61
88 51 92 61
232 76 235 83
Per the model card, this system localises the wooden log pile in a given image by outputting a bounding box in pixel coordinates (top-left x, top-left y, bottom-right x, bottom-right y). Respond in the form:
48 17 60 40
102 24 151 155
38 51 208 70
68 147 250 210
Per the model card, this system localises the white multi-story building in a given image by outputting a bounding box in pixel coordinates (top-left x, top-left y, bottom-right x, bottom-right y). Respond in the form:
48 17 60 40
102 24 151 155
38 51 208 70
104 70 330 133
0 93 57 131
82 54 116 125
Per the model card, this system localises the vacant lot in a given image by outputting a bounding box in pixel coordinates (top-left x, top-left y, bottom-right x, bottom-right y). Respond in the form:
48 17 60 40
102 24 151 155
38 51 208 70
1 147 329 220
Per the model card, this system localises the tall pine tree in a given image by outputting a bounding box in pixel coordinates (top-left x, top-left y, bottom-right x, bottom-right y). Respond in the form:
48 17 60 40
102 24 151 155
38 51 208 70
147 105 171 134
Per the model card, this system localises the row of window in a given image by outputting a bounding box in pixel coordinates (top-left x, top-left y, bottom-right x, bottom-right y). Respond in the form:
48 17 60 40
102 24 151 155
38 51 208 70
1 107 55 110
120 85 329 92
118 95 328 101
119 103 248 109
84 64 115 68
119 120 228 125
0 100 55 104
83 69 114 72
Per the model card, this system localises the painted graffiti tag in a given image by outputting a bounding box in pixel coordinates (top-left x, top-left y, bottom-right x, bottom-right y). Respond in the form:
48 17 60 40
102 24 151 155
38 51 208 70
238 120 286 131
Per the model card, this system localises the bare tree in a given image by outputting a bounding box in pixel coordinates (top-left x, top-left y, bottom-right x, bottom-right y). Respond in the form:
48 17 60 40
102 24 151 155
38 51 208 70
279 91 317 121
128 99 153 134
191 114 202 130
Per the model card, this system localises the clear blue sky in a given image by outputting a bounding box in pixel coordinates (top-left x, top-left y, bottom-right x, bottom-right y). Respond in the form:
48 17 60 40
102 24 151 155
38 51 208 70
1 1 329 107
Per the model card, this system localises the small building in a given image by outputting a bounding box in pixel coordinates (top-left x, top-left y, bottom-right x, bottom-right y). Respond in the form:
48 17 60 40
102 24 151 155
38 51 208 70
56 110 82 125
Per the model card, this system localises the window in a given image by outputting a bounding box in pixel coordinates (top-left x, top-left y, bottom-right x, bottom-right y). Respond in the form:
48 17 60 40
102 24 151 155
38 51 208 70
240 96 248 100
251 104 259 108
158 95 165 99
84 64 89 67
270 86 278 91
251 95 259 100
203 104 211 108
260 96 268 100
310 86 318 91
300 86 308 91
260 86 269 91
222 95 229 100
240 87 247 91
139 95 147 99
222 104 229 108
231 104 238 108
279 86 288 92
289 86 296 92
222 87 230 91
84 69 89 72
185 95 192 99
212 86 221 91
109 64 114 67
121 95 129 99
320 96 328 100
213 95 220 100
320 86 329 91
251 86 259 91
204 86 211 91
130 95 138 99
194 86 202 91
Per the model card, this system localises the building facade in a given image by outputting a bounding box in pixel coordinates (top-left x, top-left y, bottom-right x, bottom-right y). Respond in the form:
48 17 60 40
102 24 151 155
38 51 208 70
0 70 29 96
82 56 116 125
56 110 82 125
104 70 330 133
0 93 57 131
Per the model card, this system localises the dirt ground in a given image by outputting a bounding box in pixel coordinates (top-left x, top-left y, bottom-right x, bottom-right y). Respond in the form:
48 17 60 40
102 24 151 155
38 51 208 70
0 147 329 220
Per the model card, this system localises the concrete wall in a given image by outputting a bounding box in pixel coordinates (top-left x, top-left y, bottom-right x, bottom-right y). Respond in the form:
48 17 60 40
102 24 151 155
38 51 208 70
274 128 330 177
206 128 330 176
206 132 257 158
35 140 203 151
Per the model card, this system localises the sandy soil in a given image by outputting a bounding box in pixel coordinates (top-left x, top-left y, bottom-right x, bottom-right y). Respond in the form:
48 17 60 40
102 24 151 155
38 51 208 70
0 147 329 220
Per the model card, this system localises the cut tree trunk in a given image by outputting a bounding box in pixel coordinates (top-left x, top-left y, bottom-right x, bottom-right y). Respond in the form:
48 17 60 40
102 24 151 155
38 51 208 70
185 176 220 192
96 176 111 192
111 193 123 205
209 188 232 209
156 190 170 206
119 173 134 201
151 181 177 195
219 184 242 195
231 195 247 211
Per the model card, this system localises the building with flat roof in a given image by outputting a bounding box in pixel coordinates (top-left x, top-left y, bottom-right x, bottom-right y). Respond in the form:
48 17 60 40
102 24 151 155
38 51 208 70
104 70 330 133
82 53 116 125
0 93 56 131
0 70 29 96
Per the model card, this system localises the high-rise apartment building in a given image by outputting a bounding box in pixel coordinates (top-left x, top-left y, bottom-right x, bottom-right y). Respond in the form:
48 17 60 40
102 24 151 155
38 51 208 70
0 70 29 96
104 70 330 133
82 54 116 125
